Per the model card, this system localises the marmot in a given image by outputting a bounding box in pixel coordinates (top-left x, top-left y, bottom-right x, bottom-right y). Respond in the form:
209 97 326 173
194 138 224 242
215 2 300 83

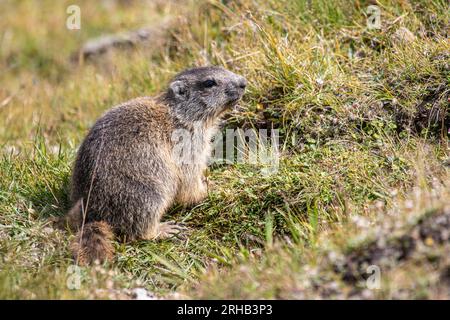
62 66 246 265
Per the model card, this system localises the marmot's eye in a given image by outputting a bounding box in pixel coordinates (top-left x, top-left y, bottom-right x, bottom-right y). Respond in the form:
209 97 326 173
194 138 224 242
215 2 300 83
202 79 217 88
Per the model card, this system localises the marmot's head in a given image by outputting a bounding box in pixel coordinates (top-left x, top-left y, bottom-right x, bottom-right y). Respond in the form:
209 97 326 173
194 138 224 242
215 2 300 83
166 66 246 123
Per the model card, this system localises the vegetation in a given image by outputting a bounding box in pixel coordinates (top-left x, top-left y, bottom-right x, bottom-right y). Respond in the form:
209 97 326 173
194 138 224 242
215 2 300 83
0 0 448 299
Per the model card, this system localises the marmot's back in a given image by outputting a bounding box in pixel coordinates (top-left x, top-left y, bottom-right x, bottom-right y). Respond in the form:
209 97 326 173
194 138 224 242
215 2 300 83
70 97 178 237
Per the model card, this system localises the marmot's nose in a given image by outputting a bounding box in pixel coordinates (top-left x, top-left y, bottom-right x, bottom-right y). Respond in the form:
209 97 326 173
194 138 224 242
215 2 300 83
237 77 247 90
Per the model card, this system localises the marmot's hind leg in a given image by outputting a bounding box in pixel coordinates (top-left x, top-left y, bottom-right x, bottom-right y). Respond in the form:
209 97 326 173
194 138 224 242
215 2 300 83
52 199 84 231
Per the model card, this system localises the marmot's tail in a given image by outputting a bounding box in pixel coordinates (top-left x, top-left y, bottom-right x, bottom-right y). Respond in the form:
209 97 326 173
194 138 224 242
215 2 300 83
71 221 115 265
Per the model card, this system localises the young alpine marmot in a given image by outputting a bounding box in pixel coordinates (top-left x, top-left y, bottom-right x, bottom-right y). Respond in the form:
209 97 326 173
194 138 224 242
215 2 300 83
62 66 246 265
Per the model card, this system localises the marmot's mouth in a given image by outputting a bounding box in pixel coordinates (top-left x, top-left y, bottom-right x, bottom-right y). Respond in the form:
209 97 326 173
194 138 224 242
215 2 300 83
215 99 240 118
226 97 241 108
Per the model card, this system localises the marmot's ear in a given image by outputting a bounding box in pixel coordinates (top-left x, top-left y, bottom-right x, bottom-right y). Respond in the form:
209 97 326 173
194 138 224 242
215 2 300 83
169 80 188 100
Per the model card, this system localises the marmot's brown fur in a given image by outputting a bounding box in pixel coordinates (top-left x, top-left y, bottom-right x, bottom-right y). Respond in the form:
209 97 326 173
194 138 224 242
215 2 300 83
61 66 246 265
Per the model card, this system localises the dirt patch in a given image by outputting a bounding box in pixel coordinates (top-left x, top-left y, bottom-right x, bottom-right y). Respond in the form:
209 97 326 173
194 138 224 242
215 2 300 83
335 206 450 285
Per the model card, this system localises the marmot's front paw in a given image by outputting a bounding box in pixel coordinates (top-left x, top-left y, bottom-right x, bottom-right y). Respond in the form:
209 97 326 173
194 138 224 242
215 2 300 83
203 175 211 193
157 221 188 240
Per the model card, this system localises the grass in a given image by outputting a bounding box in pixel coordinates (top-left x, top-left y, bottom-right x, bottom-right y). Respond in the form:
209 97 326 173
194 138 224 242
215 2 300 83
0 0 448 299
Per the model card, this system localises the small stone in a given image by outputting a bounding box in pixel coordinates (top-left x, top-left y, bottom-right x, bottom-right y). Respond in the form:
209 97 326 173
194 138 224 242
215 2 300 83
131 288 157 300
424 237 434 246
392 27 416 43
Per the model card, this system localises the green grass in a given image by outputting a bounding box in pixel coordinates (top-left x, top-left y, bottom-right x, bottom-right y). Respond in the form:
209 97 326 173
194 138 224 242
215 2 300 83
0 0 449 299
